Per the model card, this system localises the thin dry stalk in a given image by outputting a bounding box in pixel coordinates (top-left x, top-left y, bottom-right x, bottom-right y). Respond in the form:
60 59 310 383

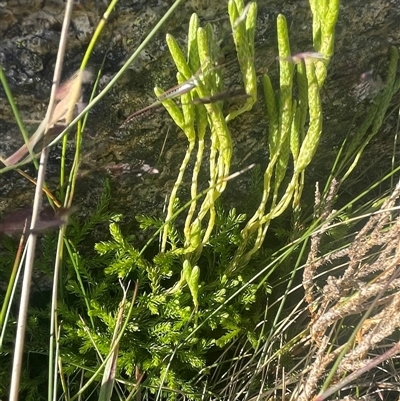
9 1 75 399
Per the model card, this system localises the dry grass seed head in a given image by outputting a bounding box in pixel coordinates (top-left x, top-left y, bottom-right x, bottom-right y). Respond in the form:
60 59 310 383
298 178 400 399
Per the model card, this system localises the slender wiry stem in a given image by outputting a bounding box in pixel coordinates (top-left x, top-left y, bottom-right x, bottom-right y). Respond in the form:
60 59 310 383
9 1 74 398
315 341 400 401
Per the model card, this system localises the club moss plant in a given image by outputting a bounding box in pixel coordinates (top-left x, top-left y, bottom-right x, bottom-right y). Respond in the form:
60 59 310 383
56 0 340 398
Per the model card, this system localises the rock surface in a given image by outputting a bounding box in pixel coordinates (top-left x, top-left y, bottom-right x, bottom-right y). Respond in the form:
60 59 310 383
0 0 399 226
